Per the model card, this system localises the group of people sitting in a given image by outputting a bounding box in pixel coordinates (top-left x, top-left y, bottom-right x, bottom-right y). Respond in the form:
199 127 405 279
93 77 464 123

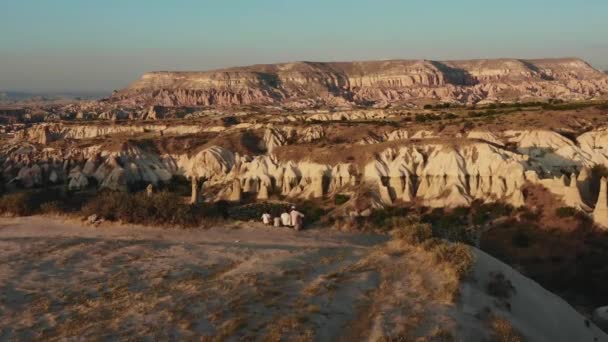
261 206 305 231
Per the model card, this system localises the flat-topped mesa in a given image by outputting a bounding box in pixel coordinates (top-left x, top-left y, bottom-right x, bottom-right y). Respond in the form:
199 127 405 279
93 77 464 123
110 58 608 107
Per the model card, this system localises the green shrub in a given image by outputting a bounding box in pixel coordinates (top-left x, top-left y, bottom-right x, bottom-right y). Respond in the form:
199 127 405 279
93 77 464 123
421 207 477 244
82 191 201 227
511 231 531 248
368 207 412 229
0 189 68 216
519 208 540 222
297 201 328 223
471 201 513 226
334 194 351 205
40 201 63 214
222 116 240 127
414 112 457 123
0 192 35 216
462 121 475 130
555 206 577 218
227 202 290 221
486 272 516 300
164 175 192 197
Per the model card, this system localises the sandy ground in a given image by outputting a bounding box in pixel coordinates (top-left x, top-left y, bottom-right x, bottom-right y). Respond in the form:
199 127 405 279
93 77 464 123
2 216 607 341
0 216 416 341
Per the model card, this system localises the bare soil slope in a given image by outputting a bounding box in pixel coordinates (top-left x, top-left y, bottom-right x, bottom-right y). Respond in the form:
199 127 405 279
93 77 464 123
0 217 605 341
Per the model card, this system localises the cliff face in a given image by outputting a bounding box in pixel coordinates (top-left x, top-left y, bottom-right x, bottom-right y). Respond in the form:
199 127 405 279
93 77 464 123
110 58 608 107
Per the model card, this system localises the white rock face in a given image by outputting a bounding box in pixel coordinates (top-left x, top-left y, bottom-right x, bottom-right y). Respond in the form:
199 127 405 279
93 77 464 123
467 131 504 146
593 306 608 333
363 143 526 207
15 123 206 142
594 178 608 228
459 248 608 342
68 167 88 191
8 124 608 227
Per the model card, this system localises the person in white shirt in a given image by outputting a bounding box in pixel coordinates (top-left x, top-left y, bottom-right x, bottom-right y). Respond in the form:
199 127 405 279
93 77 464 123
289 206 305 231
273 216 281 227
261 212 272 225
280 211 291 227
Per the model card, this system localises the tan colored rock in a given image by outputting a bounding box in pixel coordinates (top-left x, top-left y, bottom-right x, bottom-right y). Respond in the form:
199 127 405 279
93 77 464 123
562 174 590 210
388 176 403 200
312 174 325 198
401 177 414 202
577 167 592 202
228 179 242 202
100 167 127 191
378 181 393 205
594 177 608 228
257 181 270 200
190 177 199 204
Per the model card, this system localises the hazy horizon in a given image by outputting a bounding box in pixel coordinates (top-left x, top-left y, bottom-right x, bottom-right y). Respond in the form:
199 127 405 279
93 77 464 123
2 0 607 93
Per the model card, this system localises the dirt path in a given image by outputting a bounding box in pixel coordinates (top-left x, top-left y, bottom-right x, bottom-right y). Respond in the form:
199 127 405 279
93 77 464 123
0 216 473 341
0 216 392 341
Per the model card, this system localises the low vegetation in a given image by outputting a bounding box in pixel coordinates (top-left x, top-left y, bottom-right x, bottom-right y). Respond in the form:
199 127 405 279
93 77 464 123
489 315 524 342
81 191 205 227
0 188 87 216
0 187 223 227
555 206 577 218
415 112 458 122
486 272 516 311
480 185 606 316
391 218 475 300
333 193 350 205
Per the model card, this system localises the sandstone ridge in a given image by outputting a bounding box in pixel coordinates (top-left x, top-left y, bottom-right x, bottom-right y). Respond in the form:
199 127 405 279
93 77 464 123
110 58 608 107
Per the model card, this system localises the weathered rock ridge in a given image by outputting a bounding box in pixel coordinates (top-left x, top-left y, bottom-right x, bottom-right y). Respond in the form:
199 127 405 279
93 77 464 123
7 123 608 227
110 58 608 107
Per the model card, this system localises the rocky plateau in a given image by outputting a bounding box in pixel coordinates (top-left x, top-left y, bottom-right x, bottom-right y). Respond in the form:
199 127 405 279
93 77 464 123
109 58 608 107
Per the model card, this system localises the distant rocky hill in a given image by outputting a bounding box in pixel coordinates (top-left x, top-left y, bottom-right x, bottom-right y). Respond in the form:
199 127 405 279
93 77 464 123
0 91 107 105
110 58 608 107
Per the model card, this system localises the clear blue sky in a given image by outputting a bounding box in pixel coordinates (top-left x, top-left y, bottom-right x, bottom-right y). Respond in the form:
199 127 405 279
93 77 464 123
1 0 607 92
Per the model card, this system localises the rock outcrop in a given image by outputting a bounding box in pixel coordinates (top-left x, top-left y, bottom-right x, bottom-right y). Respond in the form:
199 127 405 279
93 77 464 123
9 121 608 227
594 178 608 228
110 58 608 107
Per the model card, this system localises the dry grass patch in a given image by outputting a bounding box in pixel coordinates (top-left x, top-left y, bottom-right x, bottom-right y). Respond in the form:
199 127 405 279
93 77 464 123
489 315 523 342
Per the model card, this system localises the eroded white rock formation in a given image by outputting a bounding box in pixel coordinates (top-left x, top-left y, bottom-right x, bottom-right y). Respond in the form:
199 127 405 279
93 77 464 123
7 124 608 228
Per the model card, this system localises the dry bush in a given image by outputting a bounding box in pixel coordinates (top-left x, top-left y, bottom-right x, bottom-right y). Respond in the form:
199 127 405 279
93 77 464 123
391 218 475 303
486 272 516 300
39 201 63 214
391 217 475 280
555 206 577 218
391 221 433 245
81 191 202 227
427 242 475 280
0 192 33 216
0 189 67 216
426 327 456 342
489 315 523 342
